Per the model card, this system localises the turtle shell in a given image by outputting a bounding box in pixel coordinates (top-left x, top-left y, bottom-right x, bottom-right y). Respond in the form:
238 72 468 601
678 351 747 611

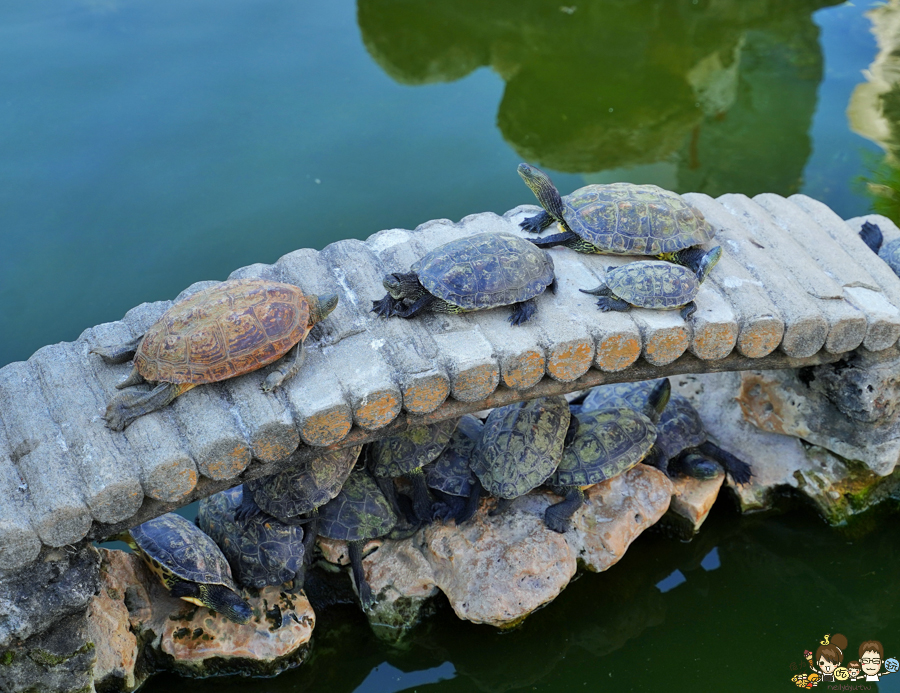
245 445 361 522
412 233 555 311
880 239 900 276
371 419 459 478
472 396 570 499
425 415 483 497
655 394 707 462
135 278 312 384
561 183 714 255
581 379 661 414
130 512 238 590
549 409 656 487
318 470 397 542
606 261 699 309
198 486 305 590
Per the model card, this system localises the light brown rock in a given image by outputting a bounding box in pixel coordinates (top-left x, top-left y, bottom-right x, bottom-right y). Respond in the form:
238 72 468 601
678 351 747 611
667 473 725 533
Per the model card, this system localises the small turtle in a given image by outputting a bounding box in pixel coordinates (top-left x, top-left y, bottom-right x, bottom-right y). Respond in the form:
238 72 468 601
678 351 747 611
517 163 715 272
199 486 307 591
469 396 571 517
580 247 721 320
371 232 556 325
127 512 252 624
317 469 398 610
92 278 338 430
859 221 900 277
543 379 669 533
368 419 459 524
424 414 484 523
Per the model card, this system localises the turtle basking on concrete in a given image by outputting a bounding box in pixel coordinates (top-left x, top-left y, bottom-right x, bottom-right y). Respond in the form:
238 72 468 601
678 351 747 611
92 278 338 430
199 486 307 591
517 163 715 272
859 221 900 277
127 512 252 624
369 419 459 524
317 469 398 610
580 247 721 320
544 379 669 533
371 232 556 325
470 396 571 518
425 414 484 523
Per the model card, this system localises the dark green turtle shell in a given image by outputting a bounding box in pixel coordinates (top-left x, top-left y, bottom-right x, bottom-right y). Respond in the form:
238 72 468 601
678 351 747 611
880 238 900 276
245 445 361 522
549 409 656 487
371 420 459 478
560 183 714 255
606 261 699 308
580 379 662 414
198 486 305 590
318 470 397 542
472 396 570 499
130 512 238 590
655 394 707 462
425 415 483 497
412 232 555 310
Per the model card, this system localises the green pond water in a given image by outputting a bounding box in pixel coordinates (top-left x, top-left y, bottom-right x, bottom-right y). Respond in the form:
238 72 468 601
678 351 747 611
5 0 900 690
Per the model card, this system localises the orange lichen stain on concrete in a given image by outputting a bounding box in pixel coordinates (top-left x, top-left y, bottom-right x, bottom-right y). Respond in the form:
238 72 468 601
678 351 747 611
502 350 544 390
451 364 500 402
149 463 199 502
594 335 641 372
643 329 689 366
402 376 451 414
202 444 251 480
736 321 783 359
355 392 402 430
736 372 789 435
690 324 737 361
299 409 353 447
547 341 593 382
252 429 300 464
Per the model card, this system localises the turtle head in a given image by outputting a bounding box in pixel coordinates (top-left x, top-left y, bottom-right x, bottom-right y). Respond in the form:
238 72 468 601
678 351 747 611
308 293 339 326
643 378 671 423
696 246 722 285
382 272 420 300
517 163 567 224
199 583 253 624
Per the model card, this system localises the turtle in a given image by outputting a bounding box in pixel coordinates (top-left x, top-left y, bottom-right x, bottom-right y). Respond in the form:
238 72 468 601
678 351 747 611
543 380 669 533
126 512 252 624
469 395 571 517
859 220 900 277
424 414 484 523
317 469 398 610
517 163 716 272
579 246 721 320
371 232 556 325
199 486 307 591
91 278 338 431
368 419 459 525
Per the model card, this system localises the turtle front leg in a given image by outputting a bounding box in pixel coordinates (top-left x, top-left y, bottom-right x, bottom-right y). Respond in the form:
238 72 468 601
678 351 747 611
696 441 753 484
587 293 631 313
371 293 401 318
90 334 144 364
508 299 537 326
544 487 585 534
262 340 305 392
519 210 554 234
349 540 375 610
104 382 194 431
679 302 697 320
406 467 435 525
392 293 437 319
529 230 580 250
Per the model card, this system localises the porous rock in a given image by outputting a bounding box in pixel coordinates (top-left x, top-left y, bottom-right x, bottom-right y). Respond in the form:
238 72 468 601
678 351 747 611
665 474 725 536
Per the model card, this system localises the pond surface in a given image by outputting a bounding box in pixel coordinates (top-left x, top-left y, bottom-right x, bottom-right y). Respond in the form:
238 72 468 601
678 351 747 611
5 0 900 691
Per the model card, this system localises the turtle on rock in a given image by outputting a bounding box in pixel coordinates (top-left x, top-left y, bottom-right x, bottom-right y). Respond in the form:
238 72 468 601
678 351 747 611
126 512 252 624
544 379 670 533
859 221 900 277
425 414 484 524
517 163 716 272
371 232 556 325
317 469 398 611
92 278 338 430
199 486 307 592
580 246 721 320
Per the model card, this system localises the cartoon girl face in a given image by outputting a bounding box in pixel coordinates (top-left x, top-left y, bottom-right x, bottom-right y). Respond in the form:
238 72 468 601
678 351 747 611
818 657 837 674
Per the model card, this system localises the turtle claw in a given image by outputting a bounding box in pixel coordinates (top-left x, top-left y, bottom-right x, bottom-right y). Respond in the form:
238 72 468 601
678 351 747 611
543 506 571 534
371 294 400 318
261 372 283 392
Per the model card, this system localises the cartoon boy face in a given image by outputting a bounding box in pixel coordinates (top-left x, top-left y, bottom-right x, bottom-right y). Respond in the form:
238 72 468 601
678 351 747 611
861 651 883 677
849 665 860 678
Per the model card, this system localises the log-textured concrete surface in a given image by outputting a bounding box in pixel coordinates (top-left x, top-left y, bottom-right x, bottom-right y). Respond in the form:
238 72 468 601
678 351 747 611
1 193 898 573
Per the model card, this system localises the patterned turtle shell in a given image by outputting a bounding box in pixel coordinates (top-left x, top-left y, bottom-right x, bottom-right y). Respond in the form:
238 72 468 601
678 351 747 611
198 486 305 590
371 419 459 478
425 415 483 497
549 409 656 487
134 278 314 384
317 470 397 542
412 233 555 311
581 379 662 414
560 183 714 255
605 261 699 309
245 445 361 522
655 394 707 462
472 396 570 499
130 512 238 591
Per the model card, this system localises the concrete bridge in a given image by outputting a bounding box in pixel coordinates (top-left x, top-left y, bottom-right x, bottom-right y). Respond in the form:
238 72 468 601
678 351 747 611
2 191 899 574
